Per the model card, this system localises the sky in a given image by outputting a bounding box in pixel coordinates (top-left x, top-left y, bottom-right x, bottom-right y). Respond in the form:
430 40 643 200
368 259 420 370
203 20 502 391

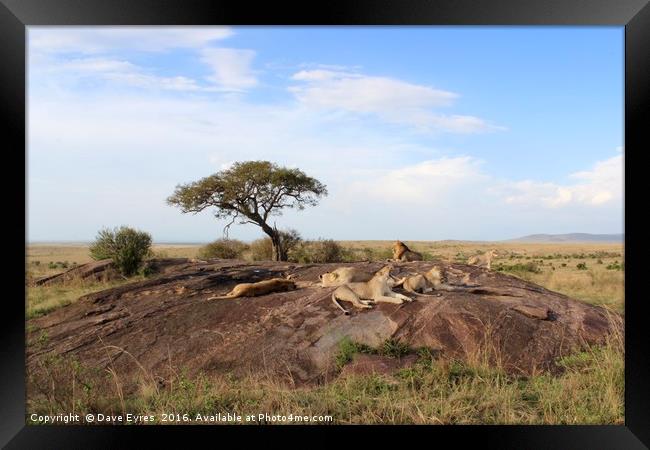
27 26 624 243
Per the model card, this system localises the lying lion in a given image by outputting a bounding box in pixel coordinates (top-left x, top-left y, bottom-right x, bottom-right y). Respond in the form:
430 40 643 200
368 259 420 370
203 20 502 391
394 265 472 294
320 266 404 288
394 265 522 297
331 266 413 315
207 278 296 300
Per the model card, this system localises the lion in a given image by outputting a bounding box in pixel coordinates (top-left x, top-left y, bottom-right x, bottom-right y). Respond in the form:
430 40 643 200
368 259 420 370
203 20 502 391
320 267 405 288
393 265 448 294
319 267 374 287
207 278 296 300
467 249 498 270
392 241 423 262
393 265 480 294
331 266 413 315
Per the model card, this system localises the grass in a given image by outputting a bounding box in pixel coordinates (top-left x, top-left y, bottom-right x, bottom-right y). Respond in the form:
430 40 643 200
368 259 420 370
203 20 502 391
25 241 624 424
25 244 199 318
27 278 139 319
27 241 625 313
26 331 623 425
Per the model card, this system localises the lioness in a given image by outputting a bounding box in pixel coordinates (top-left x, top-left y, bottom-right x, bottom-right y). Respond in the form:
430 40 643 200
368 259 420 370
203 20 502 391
394 265 479 294
394 266 448 294
467 249 498 270
319 267 374 287
331 266 413 315
207 278 296 300
392 241 423 262
320 267 404 288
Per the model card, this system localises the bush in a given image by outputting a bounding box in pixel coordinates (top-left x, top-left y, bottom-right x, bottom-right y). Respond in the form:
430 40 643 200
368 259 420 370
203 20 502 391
278 229 302 254
248 229 303 261
288 239 347 263
46 261 69 270
248 238 274 261
606 262 624 271
576 262 588 270
495 262 541 274
89 226 152 276
198 239 249 260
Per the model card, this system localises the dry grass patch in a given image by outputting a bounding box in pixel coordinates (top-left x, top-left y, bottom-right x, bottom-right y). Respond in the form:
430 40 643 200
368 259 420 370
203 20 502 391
27 334 624 425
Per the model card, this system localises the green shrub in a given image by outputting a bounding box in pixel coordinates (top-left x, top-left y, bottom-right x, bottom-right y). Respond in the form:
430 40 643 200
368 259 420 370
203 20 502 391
89 226 152 276
248 229 303 261
606 262 624 271
379 339 411 358
288 239 347 263
278 229 302 254
495 262 540 274
421 252 441 261
198 239 249 260
334 337 412 370
249 238 274 261
576 262 588 270
335 337 377 369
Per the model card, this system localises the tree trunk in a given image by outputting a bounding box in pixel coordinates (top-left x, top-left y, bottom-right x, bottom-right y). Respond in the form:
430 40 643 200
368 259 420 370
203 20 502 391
261 223 287 262
270 234 288 261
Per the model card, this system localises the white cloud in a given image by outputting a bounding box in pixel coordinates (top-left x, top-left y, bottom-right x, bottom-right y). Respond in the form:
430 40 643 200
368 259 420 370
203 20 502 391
290 69 456 110
27 85 623 241
29 28 260 93
502 154 623 208
32 56 205 92
289 69 502 133
344 151 622 212
29 27 233 54
200 48 258 91
348 157 486 204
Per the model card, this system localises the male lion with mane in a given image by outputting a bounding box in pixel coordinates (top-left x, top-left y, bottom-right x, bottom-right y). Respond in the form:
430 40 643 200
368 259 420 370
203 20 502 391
392 241 423 262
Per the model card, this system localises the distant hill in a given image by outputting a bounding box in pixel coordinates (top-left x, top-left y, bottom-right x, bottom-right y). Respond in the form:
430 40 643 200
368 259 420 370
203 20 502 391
507 233 624 243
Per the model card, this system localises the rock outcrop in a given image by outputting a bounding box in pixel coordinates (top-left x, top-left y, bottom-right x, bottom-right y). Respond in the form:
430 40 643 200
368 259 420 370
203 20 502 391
27 260 622 394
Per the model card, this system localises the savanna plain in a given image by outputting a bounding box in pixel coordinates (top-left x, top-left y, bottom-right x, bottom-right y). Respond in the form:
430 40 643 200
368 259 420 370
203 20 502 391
25 240 624 424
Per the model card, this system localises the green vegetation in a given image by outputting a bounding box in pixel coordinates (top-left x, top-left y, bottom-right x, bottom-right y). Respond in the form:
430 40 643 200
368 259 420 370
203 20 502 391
198 238 249 260
167 161 327 261
606 262 624 271
289 239 347 264
89 226 152 276
27 333 623 425
25 241 624 424
335 337 415 370
27 277 139 319
248 237 274 261
495 262 541 274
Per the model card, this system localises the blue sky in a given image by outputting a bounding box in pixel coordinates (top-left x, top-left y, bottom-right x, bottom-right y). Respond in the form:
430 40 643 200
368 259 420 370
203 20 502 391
27 27 624 242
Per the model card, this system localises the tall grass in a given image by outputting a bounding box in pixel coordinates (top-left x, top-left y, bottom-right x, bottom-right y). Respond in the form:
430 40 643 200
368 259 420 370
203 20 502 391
25 242 625 425
26 276 142 319
27 331 623 425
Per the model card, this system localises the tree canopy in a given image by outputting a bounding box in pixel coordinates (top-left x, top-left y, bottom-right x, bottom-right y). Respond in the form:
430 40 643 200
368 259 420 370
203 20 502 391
167 161 327 260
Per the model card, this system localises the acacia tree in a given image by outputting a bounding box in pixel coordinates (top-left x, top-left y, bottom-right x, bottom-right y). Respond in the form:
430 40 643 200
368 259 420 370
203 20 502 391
167 161 327 261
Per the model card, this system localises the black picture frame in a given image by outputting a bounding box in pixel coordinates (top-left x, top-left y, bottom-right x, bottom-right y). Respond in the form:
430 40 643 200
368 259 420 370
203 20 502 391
2 0 648 447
